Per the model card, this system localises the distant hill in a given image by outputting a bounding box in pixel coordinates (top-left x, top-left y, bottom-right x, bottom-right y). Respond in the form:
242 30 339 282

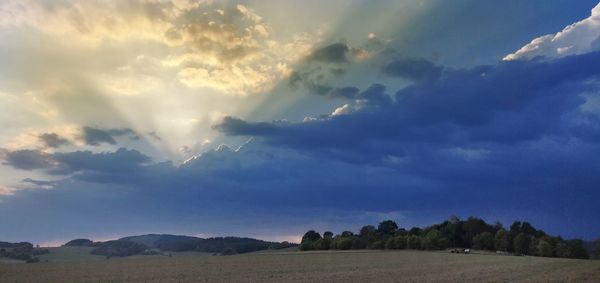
120 234 201 252
118 234 297 253
63 239 95 247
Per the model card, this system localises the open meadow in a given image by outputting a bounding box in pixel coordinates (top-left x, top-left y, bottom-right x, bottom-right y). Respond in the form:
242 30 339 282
1 249 599 282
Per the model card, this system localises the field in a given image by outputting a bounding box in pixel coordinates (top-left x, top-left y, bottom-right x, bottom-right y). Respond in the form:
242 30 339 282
1 249 599 282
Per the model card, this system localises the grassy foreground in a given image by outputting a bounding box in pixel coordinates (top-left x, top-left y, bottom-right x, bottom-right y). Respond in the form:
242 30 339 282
1 249 599 282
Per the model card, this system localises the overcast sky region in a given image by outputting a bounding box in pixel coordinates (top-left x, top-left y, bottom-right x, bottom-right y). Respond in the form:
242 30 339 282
1 0 600 245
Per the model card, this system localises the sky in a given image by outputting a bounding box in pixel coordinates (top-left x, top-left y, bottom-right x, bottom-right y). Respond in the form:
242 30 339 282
1 0 600 245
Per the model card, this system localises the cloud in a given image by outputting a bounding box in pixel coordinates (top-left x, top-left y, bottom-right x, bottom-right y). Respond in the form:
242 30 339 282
505 3 600 60
0 0 319 97
2 147 150 179
308 43 351 63
21 178 57 188
216 51 600 161
81 127 138 146
2 149 53 170
38 133 71 148
381 58 443 82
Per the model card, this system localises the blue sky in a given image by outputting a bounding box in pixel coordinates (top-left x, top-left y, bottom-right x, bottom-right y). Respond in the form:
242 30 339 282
1 0 600 245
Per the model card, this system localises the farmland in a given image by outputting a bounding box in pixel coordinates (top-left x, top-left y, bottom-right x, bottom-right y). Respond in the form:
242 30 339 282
1 249 599 282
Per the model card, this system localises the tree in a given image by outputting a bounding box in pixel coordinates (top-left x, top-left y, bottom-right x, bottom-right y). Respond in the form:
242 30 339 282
494 229 510 252
341 231 354 238
378 220 399 235
513 233 531 255
323 231 334 238
394 235 408 249
536 239 554 257
300 230 321 251
472 232 494 250
463 217 489 247
359 225 376 237
335 237 354 250
593 238 600 259
408 227 422 236
445 217 464 248
314 238 331 250
351 238 367 249
407 235 423 250
385 237 396 249
563 240 589 259
423 229 449 250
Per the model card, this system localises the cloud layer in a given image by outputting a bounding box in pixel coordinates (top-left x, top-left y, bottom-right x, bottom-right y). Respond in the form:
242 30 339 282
1 1 600 244
505 3 600 60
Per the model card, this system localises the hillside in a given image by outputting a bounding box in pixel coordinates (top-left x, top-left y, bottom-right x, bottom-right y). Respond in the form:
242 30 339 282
119 234 296 253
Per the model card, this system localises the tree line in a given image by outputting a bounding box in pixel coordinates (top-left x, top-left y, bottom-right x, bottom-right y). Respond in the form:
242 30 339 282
300 216 595 259
0 242 49 263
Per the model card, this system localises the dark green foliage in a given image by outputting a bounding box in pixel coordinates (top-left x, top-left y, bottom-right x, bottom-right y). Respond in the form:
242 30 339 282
536 239 554 257
0 242 46 262
378 220 398 235
91 240 147 257
513 233 531 255
423 229 449 250
593 238 600 259
555 240 589 259
299 216 590 260
494 229 510 251
385 237 396 249
119 234 295 254
333 236 354 250
472 232 494 250
394 235 408 249
221 247 237 255
408 227 422 236
407 235 423 250
341 231 354 238
301 231 322 243
351 238 367 249
370 240 385 249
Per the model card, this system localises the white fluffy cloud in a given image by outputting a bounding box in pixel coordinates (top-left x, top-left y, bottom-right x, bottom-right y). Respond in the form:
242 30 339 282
504 3 600 60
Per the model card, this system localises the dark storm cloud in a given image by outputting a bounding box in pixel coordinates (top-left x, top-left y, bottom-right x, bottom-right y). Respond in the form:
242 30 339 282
217 52 600 155
2 148 151 183
82 126 139 146
38 133 71 148
382 58 443 82
2 149 53 170
308 43 350 63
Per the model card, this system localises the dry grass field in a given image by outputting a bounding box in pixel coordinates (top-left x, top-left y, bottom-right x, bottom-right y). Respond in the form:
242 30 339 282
1 249 599 282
